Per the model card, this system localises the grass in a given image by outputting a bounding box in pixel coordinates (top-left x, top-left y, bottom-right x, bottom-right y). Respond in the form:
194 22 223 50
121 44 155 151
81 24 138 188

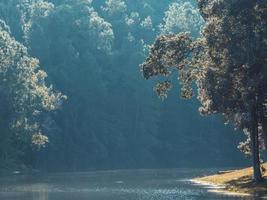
193 163 267 197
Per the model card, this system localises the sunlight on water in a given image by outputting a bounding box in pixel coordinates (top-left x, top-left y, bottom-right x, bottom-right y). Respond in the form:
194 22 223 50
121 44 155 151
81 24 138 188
0 169 260 200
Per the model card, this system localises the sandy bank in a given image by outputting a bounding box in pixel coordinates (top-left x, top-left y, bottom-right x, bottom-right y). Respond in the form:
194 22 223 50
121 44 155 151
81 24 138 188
192 163 267 197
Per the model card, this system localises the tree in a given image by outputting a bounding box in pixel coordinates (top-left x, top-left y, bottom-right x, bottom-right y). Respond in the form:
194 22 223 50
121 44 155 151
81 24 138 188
141 0 266 182
159 1 204 37
0 0 250 171
0 20 64 168
21 0 162 170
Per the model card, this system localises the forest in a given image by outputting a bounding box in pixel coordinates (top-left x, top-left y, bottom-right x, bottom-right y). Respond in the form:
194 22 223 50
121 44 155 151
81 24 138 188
0 0 266 183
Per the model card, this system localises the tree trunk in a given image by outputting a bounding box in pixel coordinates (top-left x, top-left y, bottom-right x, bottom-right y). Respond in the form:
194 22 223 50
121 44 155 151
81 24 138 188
262 118 267 150
259 88 267 149
259 101 267 150
250 103 262 182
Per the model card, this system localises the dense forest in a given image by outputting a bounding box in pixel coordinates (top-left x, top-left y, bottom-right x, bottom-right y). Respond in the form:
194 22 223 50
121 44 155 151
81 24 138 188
0 0 263 174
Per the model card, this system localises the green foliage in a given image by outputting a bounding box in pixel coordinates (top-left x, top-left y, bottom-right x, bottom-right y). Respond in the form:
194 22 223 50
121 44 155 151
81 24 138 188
160 1 204 36
0 0 250 171
141 0 267 179
0 19 64 169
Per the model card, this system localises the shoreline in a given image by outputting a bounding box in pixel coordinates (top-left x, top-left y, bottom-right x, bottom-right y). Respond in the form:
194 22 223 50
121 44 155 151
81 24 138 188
191 163 267 198
190 179 252 197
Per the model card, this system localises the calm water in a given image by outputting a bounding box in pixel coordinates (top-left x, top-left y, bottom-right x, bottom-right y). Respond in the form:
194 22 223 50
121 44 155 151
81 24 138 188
0 169 261 200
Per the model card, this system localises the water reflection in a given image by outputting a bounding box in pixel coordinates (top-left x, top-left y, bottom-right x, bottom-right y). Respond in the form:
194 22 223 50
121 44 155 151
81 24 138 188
31 184 49 200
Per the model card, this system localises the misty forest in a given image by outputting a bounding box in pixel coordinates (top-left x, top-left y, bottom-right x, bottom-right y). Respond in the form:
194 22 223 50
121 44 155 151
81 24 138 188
0 0 266 200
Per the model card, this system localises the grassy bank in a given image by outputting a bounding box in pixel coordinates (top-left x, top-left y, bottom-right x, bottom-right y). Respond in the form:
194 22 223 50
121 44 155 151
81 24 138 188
193 163 267 197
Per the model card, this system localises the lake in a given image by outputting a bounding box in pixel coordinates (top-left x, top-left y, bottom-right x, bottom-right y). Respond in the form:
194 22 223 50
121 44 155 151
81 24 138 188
0 168 259 200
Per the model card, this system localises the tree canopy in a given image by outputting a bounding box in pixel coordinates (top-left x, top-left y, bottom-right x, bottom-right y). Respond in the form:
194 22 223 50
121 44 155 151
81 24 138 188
0 0 255 172
141 0 267 181
0 20 64 168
